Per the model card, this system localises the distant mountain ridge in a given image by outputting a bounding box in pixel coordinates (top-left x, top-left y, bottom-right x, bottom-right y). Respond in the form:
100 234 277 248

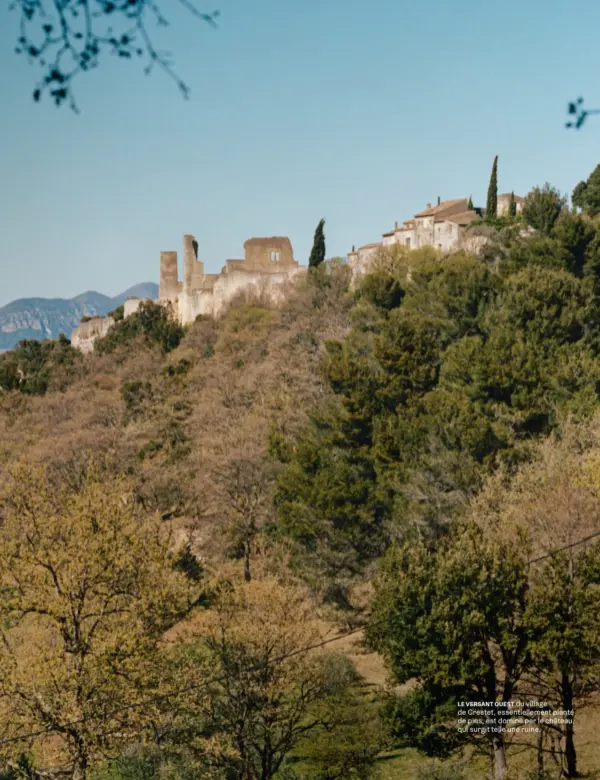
0 283 158 351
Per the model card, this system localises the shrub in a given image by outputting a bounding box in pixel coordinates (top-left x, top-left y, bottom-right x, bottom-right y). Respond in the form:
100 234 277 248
95 301 185 355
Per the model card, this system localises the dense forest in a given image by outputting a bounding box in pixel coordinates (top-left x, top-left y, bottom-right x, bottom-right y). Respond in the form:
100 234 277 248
1 167 600 780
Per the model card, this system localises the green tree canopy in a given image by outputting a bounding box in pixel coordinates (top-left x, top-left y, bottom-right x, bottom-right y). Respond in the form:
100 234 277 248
522 183 566 235
571 163 600 215
366 521 531 779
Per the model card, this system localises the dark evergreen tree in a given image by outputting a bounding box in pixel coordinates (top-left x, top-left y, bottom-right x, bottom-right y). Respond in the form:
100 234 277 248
486 156 498 219
308 218 326 268
467 195 473 210
572 164 600 215
522 184 566 236
509 191 517 217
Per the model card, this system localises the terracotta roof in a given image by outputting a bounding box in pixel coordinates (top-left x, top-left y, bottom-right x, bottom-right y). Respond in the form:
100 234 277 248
358 242 382 251
444 210 480 226
382 231 394 237
499 193 525 201
414 198 468 218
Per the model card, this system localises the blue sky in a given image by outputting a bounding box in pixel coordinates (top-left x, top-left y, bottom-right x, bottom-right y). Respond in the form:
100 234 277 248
1 0 600 305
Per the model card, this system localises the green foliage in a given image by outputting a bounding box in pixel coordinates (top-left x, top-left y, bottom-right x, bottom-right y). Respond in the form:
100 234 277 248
297 663 388 780
90 747 222 780
527 548 600 677
571 164 600 215
274 245 600 575
467 195 473 210
486 155 498 219
508 191 517 217
0 335 81 395
416 761 468 780
552 210 596 276
108 304 125 321
95 301 185 355
382 686 467 758
309 219 327 268
358 271 405 312
121 379 153 421
522 183 566 235
366 521 530 772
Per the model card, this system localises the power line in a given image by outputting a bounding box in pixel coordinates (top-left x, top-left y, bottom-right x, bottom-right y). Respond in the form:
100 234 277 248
0 625 365 749
526 529 600 565
0 528 599 751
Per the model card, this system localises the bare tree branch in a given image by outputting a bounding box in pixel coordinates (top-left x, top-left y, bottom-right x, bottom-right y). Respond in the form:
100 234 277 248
10 0 219 110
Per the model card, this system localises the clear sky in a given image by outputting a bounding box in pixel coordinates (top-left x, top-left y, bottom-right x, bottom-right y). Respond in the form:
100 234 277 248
1 0 600 305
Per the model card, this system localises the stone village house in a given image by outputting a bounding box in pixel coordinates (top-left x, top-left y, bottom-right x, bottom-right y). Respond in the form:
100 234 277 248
347 194 523 277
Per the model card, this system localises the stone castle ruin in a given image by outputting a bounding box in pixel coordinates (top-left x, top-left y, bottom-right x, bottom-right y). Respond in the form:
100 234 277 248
71 234 303 352
161 234 301 323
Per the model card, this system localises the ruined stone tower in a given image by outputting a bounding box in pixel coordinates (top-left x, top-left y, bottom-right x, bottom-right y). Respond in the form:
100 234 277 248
159 251 180 301
158 233 302 324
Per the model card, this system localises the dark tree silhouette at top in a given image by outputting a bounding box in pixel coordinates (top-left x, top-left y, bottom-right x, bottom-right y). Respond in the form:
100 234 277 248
308 218 326 269
486 155 498 220
11 0 219 111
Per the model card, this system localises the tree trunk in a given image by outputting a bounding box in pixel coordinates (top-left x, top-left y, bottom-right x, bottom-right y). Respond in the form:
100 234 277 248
493 735 508 780
244 541 251 582
537 722 544 779
72 756 87 780
561 672 578 778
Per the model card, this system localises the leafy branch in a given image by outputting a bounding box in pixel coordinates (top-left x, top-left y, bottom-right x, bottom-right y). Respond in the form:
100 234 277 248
566 97 600 130
10 0 219 111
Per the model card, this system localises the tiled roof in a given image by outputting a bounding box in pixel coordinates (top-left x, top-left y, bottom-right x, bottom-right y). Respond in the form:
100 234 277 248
499 193 525 201
443 210 480 226
414 198 468 218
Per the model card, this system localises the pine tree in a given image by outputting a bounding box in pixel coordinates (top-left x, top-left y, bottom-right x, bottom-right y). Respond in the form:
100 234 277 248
509 191 517 218
467 195 474 210
486 156 498 220
309 218 326 268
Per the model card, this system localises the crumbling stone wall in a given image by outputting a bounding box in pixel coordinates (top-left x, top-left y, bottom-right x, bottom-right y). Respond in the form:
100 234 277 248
123 298 153 318
241 237 295 271
71 316 115 353
159 251 180 301
70 232 303 350
183 234 204 291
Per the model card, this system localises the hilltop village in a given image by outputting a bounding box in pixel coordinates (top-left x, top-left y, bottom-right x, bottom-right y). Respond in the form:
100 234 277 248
3 163 600 780
347 193 523 275
70 192 524 352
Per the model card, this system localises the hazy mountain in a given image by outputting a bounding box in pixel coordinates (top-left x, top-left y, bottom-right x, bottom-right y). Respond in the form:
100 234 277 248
0 283 158 352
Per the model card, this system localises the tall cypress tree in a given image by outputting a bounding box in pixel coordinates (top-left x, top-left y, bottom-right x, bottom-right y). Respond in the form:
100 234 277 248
486 156 498 219
509 191 517 218
309 218 326 268
467 195 474 210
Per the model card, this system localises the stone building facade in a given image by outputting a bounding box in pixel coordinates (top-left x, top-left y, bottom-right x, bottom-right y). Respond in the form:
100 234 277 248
497 193 525 217
71 234 302 351
347 198 482 277
347 194 523 277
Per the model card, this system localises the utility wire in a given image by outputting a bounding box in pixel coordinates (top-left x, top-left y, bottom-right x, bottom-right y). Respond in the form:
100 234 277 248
0 528 599 750
0 625 365 748
526 529 600 565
